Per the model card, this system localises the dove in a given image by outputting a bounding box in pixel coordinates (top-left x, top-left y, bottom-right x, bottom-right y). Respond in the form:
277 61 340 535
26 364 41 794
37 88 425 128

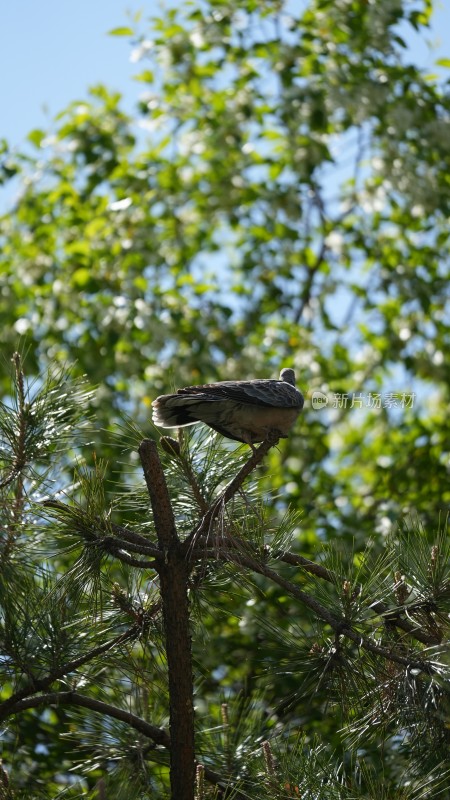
152 368 303 446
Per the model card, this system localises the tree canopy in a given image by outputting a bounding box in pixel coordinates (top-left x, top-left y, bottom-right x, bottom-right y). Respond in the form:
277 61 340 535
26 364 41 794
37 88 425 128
0 0 449 797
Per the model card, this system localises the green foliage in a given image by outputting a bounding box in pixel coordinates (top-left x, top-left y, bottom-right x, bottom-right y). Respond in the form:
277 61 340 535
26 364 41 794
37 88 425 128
0 0 449 795
1 0 449 546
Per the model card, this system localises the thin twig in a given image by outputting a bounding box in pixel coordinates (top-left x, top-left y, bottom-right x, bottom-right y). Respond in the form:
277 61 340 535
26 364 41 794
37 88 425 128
279 551 335 581
292 236 327 326
182 436 278 554
191 531 439 648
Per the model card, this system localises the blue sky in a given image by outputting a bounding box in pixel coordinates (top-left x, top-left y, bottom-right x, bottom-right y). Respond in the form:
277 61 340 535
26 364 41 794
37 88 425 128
1 1 449 150
1 0 142 146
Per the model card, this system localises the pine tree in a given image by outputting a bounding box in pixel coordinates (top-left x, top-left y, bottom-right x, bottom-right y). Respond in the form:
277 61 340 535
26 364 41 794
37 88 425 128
0 354 449 799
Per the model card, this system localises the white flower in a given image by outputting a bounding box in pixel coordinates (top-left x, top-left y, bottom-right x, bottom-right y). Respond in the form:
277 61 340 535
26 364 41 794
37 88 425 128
109 197 132 211
190 30 204 48
325 231 344 252
14 318 31 334
130 40 154 63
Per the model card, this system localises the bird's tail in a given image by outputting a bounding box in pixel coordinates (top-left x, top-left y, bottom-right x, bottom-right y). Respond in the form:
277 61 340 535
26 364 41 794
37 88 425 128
152 395 201 428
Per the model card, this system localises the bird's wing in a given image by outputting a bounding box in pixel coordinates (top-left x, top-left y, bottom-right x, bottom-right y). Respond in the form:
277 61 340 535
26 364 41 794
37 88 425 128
175 379 303 409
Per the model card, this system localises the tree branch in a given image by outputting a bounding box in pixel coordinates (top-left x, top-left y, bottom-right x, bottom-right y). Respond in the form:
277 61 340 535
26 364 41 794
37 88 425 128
96 536 158 568
108 520 160 553
1 691 245 798
43 502 161 559
278 550 334 581
139 439 178 550
191 534 439 648
0 624 143 719
160 433 209 515
279 552 440 646
213 547 436 673
3 691 171 747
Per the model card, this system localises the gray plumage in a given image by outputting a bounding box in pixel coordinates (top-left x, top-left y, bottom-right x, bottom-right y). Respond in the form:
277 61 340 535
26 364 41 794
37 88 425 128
152 368 304 446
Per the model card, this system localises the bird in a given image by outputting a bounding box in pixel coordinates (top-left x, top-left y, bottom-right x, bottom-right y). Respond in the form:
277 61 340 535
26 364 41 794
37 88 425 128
152 368 304 447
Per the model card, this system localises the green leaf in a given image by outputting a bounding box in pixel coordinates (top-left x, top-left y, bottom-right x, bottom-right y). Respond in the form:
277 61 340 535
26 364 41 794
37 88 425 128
108 26 134 36
27 128 46 148
133 70 154 83
71 267 92 287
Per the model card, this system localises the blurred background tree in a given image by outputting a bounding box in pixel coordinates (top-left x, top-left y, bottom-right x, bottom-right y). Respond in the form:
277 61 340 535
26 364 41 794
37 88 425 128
0 0 449 795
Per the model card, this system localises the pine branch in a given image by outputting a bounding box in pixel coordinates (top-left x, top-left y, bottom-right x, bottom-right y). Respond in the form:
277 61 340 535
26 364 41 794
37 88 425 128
280 552 440 646
1 690 246 798
0 353 28 490
279 551 334 581
139 439 178 550
160 433 209 515
0 623 143 719
182 435 279 553
4 691 171 747
192 533 440 648
212 547 437 674
108 519 161 552
42 500 161 566
88 534 158 568
368 599 440 646
98 544 157 569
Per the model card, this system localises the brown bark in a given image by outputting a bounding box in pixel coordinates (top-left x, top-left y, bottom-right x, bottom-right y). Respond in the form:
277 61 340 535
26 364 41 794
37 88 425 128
139 439 195 800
